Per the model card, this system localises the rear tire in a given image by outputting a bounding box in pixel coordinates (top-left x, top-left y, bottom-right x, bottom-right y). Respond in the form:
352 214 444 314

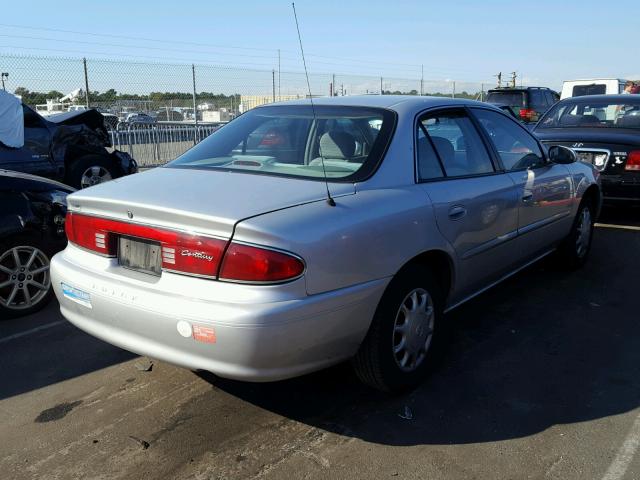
352 265 447 392
0 236 53 319
67 155 118 189
555 200 594 270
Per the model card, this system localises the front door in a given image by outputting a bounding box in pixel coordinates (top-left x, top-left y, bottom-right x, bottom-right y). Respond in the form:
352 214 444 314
471 107 573 256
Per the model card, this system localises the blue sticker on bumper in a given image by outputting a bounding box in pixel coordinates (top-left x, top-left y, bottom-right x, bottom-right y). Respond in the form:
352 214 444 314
61 283 92 309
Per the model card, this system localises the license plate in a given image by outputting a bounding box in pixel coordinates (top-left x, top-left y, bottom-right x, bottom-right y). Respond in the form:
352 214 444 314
118 236 162 276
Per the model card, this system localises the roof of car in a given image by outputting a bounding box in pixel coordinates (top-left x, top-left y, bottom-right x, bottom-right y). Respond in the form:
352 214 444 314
263 95 495 115
561 94 640 103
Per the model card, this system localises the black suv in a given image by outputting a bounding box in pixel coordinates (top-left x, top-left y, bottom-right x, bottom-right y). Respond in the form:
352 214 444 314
485 87 559 124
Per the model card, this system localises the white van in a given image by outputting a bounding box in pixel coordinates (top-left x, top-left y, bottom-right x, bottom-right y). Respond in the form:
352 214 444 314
561 78 627 99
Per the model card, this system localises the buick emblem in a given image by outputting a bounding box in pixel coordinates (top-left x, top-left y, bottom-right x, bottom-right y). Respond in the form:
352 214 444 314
127 210 133 219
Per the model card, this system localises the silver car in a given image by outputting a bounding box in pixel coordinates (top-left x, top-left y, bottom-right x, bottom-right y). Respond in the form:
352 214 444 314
50 96 601 392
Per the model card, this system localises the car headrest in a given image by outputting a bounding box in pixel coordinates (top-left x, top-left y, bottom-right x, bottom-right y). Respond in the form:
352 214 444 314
319 131 356 159
429 136 455 164
579 115 600 125
617 115 640 128
559 115 582 126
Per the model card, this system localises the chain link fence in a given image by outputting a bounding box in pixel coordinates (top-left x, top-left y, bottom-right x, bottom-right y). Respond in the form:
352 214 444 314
0 53 492 166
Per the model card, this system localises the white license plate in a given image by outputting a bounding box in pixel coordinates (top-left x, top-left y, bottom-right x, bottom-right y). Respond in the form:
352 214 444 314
118 236 162 276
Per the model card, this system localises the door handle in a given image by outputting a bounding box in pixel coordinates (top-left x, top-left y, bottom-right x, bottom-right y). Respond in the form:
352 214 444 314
522 192 533 201
448 205 467 220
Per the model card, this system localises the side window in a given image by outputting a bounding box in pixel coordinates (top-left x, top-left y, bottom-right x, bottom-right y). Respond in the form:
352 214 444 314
544 90 555 107
529 90 546 110
417 111 495 178
473 108 545 170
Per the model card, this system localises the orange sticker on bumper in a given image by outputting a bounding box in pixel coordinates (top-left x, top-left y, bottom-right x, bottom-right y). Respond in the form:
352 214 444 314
192 325 216 344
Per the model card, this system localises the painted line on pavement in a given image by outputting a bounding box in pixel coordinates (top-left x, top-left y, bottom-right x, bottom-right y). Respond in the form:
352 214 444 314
595 223 640 232
602 411 640 480
0 320 67 344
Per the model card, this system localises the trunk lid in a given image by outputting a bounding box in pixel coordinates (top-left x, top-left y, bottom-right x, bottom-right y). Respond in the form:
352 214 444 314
66 167 355 238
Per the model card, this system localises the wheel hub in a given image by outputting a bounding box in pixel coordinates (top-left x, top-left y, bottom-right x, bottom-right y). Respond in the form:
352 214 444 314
392 288 435 372
0 246 51 311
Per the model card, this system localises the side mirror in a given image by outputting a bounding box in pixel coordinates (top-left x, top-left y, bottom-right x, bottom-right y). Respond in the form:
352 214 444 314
548 145 576 164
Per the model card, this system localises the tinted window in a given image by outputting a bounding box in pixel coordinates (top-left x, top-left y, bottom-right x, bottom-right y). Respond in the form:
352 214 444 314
473 109 545 170
169 105 395 181
486 91 525 110
572 84 606 97
529 90 546 110
418 111 494 177
538 99 640 129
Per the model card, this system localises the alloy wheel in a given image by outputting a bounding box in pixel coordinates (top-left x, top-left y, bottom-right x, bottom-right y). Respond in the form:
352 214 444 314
0 246 51 311
80 166 112 188
392 288 435 372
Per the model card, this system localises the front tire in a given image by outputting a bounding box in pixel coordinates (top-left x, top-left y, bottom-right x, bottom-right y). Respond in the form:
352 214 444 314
556 200 594 269
352 266 446 392
0 237 53 319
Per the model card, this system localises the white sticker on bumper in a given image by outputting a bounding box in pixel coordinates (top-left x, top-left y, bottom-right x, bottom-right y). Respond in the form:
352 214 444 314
61 283 92 309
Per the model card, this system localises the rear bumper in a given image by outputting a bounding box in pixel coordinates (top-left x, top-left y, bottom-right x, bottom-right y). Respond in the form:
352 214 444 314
50 246 387 381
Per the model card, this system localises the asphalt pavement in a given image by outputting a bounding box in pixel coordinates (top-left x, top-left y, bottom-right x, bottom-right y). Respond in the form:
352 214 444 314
1 205 639 480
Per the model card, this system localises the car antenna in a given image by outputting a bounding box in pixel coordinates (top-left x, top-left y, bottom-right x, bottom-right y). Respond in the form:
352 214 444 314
292 2 336 207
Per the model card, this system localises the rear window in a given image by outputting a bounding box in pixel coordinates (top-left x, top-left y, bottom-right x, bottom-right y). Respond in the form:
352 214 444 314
572 84 606 97
537 99 640 129
167 105 395 181
486 91 526 109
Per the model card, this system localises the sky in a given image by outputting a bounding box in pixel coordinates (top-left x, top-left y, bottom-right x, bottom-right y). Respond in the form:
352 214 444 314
0 0 638 94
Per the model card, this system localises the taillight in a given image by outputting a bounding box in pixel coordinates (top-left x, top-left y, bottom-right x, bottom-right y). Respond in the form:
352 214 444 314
625 150 640 171
65 212 226 277
219 243 305 283
519 108 537 122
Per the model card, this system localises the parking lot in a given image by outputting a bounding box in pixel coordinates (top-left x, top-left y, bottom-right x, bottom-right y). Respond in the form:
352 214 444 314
1 206 639 480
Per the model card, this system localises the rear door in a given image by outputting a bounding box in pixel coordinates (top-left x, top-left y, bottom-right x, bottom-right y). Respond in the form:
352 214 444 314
21 105 57 178
471 108 574 255
416 108 521 299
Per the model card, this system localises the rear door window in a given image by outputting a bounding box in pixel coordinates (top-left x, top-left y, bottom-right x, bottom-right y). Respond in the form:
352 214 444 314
572 84 606 97
417 110 495 179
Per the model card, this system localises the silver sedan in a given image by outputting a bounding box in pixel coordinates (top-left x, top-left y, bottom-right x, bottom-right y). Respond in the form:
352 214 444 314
51 96 601 391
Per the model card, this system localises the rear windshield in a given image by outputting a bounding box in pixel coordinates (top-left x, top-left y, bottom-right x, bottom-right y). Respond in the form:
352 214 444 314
537 99 640 129
486 91 526 109
572 84 606 97
167 105 395 181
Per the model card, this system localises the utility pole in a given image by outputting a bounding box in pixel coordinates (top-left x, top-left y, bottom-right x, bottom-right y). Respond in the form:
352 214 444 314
380 77 383 95
272 69 276 102
481 83 484 101
277 49 281 101
332 74 336 96
420 64 424 96
0 72 7 91
511 71 517 88
452 81 456 98
495 72 502 88
83 58 90 108
191 64 198 137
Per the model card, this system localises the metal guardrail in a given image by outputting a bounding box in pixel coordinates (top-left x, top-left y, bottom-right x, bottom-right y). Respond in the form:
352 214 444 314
109 122 223 167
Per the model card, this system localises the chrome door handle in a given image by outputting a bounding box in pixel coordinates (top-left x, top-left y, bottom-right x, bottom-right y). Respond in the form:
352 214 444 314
448 205 467 220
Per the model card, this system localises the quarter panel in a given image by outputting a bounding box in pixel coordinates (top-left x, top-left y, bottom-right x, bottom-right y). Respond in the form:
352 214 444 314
232 187 453 296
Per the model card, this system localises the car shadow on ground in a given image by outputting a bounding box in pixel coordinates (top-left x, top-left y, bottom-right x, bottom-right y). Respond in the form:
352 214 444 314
200 208 640 446
0 300 136 400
